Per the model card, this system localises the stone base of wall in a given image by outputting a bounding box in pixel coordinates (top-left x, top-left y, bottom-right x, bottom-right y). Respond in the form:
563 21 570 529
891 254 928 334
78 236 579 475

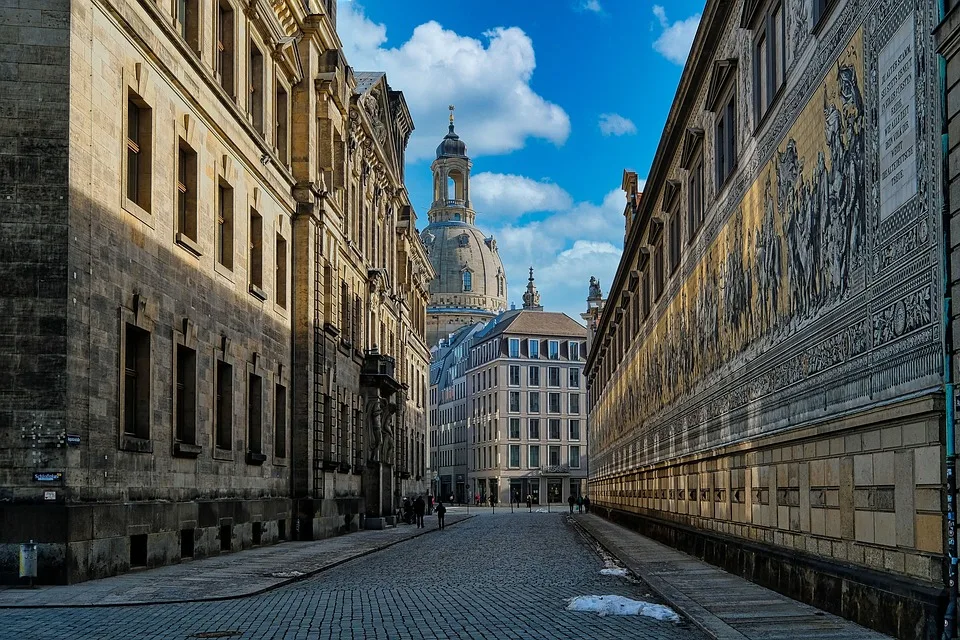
601 508 944 640
0 498 292 585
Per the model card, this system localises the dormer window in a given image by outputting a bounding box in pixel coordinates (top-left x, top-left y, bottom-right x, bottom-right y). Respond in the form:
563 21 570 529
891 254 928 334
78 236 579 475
458 233 469 247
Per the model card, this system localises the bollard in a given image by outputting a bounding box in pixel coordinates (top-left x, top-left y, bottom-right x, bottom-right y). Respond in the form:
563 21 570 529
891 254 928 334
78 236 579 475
19 541 37 588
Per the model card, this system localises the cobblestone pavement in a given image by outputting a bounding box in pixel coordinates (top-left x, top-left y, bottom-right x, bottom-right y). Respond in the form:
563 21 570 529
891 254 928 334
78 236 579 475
2 509 704 640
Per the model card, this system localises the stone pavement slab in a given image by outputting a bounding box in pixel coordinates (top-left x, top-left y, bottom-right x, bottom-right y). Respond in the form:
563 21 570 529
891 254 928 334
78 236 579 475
573 513 892 640
0 513 471 608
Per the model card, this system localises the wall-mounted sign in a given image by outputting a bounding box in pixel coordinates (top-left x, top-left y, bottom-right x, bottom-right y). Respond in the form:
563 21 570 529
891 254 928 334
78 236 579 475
33 472 63 482
66 435 81 446
43 491 56 501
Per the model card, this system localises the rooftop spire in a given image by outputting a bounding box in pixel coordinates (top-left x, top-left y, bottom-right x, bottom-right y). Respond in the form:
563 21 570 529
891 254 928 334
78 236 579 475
522 266 543 311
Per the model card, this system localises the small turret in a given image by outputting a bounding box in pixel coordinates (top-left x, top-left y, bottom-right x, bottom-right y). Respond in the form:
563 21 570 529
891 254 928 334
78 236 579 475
522 267 543 311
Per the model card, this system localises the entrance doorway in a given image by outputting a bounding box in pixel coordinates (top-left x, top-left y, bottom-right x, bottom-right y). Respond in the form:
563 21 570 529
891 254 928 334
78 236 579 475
510 479 523 505
547 479 562 504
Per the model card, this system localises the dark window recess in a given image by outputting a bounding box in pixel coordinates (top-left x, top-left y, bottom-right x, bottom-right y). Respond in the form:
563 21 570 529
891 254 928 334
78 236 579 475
220 525 232 552
176 142 198 244
246 372 264 463
274 384 287 458
217 182 234 269
126 95 151 210
276 233 287 308
252 522 262 545
249 41 264 134
180 528 194 559
130 534 148 567
716 94 737 186
215 360 233 450
277 519 286 541
124 324 151 439
216 0 235 95
276 85 289 164
249 208 263 291
175 344 197 445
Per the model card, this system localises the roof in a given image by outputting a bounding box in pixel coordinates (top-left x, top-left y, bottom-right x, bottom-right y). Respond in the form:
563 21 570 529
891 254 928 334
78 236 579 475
477 310 586 341
353 71 385 94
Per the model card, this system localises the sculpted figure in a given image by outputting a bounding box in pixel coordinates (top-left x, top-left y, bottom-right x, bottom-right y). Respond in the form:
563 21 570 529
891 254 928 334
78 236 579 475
367 397 383 463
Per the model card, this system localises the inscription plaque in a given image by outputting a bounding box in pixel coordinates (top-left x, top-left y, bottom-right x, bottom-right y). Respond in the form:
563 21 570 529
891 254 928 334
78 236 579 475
878 16 917 220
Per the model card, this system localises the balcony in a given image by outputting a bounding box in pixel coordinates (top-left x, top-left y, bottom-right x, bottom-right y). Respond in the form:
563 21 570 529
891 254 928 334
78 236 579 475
540 464 571 476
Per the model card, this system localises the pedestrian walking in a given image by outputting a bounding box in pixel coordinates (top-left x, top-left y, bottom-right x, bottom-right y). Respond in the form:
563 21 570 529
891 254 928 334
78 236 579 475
488 494 495 508
414 495 426 528
436 501 447 530
427 494 434 515
402 497 412 525
583 495 590 513
576 495 583 513
526 494 532 512
567 494 575 514
474 492 480 506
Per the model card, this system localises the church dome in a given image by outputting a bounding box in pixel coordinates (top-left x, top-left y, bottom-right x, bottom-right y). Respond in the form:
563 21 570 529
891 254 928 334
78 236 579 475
436 123 467 158
420 221 507 315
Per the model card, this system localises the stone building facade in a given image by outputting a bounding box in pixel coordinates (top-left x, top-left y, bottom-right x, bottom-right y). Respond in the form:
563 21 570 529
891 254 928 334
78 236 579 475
466 273 588 505
0 0 431 584
587 0 947 637
420 114 508 348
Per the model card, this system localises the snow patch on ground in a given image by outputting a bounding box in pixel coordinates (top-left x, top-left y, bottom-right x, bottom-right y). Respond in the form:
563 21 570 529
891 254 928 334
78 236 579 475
566 595 680 621
599 567 629 577
270 571 306 579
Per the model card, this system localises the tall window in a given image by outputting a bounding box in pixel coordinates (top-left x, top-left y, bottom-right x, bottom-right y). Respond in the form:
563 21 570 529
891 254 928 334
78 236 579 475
509 444 521 468
548 445 561 467
753 2 785 120
249 41 264 134
247 372 263 455
216 1 235 95
687 150 704 239
716 92 737 186
528 418 540 439
529 366 540 387
548 419 561 440
274 384 286 458
669 209 681 272
276 233 287 308
548 367 561 387
462 270 472 292
548 340 559 360
276 83 289 164
569 341 580 361
548 392 561 414
569 394 580 415
509 338 520 358
176 0 199 51
569 419 581 441
528 339 539 359
508 365 520 386
569 445 581 469
123 324 151 439
812 0 835 28
176 142 198 244
215 360 233 450
654 239 664 299
569 367 580 388
642 270 652 317
509 418 521 439
249 208 263 292
509 392 520 413
528 444 540 468
175 345 197 445
216 181 234 269
126 94 151 211
528 391 540 413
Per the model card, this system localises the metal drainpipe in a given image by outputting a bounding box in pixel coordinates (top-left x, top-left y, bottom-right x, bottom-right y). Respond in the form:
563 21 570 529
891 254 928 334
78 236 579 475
941 1 958 639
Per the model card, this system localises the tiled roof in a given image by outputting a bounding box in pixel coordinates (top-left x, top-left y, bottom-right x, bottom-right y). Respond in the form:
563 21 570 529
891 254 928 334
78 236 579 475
482 310 586 339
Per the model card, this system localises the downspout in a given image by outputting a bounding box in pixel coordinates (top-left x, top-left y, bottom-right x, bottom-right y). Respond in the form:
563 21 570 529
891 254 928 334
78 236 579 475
940 1 957 638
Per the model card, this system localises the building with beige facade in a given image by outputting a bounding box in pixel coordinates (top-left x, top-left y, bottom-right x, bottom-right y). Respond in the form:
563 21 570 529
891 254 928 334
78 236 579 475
586 0 948 637
0 0 431 584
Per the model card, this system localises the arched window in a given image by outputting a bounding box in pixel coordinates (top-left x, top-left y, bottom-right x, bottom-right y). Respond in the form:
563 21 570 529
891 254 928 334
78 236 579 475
453 213 461 221
462 270 472 292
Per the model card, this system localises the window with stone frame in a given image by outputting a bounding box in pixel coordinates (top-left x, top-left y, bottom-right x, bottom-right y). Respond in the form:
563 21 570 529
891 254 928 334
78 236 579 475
509 418 521 439
750 1 785 121
249 39 265 134
174 344 197 446
668 204 681 273
509 444 521 468
275 232 287 309
462 269 472 292
247 372 263 457
548 366 561 387
548 418 561 440
123 324 151 439
812 0 837 30
529 365 540 387
653 238 664 299
548 392 561 414
569 445 581 469
176 140 198 246
528 418 540 440
548 445 561 467
216 180 234 269
275 81 289 165
569 419 581 441
215 360 233 450
508 365 520 386
249 208 264 294
687 148 704 241
126 92 152 212
528 444 540 468
715 90 738 187
569 393 580 415
568 367 580 388
529 391 540 413
528 338 540 358
215 0 235 96
175 0 200 51
275 383 287 458
642 270 651 317
509 391 520 413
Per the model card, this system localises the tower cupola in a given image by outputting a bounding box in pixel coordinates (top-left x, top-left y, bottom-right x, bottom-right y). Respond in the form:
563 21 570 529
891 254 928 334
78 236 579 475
522 267 543 311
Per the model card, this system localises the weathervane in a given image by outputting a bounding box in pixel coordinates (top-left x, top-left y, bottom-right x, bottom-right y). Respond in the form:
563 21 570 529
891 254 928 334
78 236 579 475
449 104 455 125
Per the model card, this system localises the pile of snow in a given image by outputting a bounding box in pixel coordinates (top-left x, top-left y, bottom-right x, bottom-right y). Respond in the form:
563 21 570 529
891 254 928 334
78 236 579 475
566 595 680 621
270 570 305 578
600 567 629 577
535 508 549 513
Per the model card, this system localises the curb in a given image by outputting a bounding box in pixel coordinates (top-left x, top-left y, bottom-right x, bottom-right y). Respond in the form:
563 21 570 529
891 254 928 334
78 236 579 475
0 514 475 610
569 514 745 640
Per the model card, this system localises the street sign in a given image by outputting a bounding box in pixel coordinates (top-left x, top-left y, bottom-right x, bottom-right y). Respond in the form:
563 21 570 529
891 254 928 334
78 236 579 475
33 472 62 482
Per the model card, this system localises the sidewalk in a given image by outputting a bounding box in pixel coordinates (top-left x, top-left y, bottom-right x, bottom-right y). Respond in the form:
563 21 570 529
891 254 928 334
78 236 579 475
572 513 892 640
0 512 471 608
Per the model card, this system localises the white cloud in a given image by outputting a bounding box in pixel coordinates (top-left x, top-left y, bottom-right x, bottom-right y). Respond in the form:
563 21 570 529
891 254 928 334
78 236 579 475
598 113 637 136
652 5 701 65
337 2 571 161
471 173 573 217
580 0 603 13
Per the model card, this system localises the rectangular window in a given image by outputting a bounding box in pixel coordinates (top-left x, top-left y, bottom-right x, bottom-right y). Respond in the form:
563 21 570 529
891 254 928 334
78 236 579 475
509 365 520 386
217 181 234 269
175 143 198 248
528 366 540 387
247 372 262 455
568 367 580 389
175 344 197 444
669 209 681 272
569 394 580 415
528 391 540 413
509 444 521 468
276 83 289 164
249 41 264 134
249 208 263 291
123 324 151 439
126 94 152 211
812 0 835 25
654 240 664 299
569 419 581 441
548 366 561 387
274 383 286 458
509 338 520 358
569 341 580 361
176 0 199 51
529 444 540 468
509 418 521 439
275 233 287 308
548 445 561 467
753 3 786 120
716 93 737 186
548 392 561 414
569 445 581 469
528 418 540 440
548 340 559 359
548 419 561 440
528 339 539 359
509 391 520 413
688 151 704 239
215 360 233 450
216 0 235 95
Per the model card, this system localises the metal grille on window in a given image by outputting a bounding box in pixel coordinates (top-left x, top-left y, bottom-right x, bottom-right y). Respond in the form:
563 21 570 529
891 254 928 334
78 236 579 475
313 224 325 497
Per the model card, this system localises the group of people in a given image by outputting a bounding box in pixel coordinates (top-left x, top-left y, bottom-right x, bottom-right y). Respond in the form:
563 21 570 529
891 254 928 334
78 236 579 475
567 494 591 513
400 495 447 530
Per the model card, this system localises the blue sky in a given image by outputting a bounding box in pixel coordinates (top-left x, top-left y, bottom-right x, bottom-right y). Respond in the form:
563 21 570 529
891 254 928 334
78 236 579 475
337 0 706 320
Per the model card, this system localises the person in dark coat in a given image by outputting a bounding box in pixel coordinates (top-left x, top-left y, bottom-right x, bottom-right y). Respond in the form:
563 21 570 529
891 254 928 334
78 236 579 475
576 495 583 513
567 494 576 513
583 496 591 513
402 497 412 524
436 501 447 530
526 494 533 512
414 495 426 528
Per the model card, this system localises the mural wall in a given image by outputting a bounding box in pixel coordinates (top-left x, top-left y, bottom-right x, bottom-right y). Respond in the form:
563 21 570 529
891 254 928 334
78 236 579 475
595 0 941 473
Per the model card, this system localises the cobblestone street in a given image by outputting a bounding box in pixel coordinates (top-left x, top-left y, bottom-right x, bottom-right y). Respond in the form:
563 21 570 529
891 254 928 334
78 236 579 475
2 510 703 640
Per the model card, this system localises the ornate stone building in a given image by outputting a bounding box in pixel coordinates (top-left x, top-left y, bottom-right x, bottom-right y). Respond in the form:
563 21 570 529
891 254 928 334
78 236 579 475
0 0 431 584
420 111 508 348
587 0 946 637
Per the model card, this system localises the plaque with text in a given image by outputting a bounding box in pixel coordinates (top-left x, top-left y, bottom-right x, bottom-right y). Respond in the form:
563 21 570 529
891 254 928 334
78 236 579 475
878 16 917 220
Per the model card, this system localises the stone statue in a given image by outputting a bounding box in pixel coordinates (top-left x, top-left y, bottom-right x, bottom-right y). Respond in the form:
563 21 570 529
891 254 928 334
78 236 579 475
588 276 602 300
382 407 395 464
367 397 383 463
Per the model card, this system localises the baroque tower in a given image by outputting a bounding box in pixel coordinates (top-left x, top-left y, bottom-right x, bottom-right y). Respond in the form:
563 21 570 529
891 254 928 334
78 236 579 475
421 107 507 347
